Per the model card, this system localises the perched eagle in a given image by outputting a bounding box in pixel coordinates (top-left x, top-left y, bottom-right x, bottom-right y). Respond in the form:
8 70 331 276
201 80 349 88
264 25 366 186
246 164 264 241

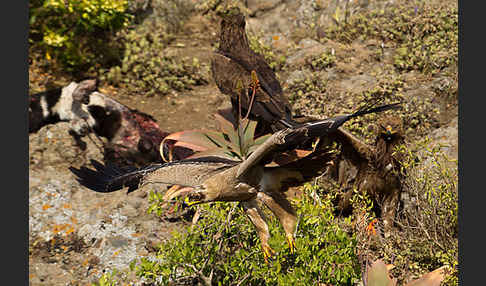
330 116 405 233
70 102 400 261
211 6 303 133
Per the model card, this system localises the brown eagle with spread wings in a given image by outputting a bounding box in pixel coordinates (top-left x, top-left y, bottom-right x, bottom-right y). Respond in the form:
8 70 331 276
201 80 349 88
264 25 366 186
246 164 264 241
70 102 400 261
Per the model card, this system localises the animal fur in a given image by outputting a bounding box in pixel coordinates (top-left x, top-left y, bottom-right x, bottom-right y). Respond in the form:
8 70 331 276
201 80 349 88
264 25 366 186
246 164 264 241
29 80 170 166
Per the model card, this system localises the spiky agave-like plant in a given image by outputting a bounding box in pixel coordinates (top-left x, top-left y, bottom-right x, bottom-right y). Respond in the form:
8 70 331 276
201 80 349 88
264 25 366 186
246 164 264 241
160 111 271 162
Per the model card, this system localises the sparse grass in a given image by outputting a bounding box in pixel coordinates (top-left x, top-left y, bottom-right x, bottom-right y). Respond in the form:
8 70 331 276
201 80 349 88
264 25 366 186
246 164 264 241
99 1 209 97
323 0 457 75
393 138 458 285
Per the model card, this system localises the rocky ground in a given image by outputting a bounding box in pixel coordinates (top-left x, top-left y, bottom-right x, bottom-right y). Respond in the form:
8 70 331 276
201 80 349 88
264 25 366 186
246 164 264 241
29 0 458 285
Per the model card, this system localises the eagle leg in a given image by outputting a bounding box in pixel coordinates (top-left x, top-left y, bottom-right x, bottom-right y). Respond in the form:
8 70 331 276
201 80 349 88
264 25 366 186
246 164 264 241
184 196 201 207
257 191 298 254
241 199 275 263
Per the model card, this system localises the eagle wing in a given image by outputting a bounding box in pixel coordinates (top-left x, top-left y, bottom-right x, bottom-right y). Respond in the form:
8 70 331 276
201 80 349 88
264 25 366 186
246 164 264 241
236 102 401 179
333 127 374 162
70 157 239 194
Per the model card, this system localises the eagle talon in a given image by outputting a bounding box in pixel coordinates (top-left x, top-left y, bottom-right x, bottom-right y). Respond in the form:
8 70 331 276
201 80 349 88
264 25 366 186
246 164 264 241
184 197 200 207
262 245 276 264
286 235 296 254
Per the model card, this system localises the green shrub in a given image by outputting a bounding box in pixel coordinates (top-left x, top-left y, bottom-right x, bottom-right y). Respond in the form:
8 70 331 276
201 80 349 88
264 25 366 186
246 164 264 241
290 75 328 95
286 73 328 105
345 69 441 140
308 51 336 71
316 136 457 285
136 185 361 285
29 0 133 72
391 3 458 73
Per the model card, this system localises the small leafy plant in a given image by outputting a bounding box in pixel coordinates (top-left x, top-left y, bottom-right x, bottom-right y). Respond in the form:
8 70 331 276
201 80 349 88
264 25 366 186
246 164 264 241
308 51 337 71
91 269 120 286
